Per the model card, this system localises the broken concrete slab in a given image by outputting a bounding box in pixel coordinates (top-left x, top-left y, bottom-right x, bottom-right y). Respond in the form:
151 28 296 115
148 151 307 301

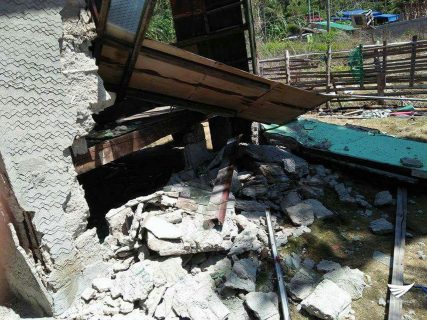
285 203 315 226
163 273 230 320
222 297 250 320
280 191 302 210
323 266 367 300
302 199 334 219
229 226 262 256
224 258 258 292
147 215 234 256
244 292 280 320
369 218 394 235
92 278 113 293
106 206 133 240
289 268 320 301
111 257 186 302
235 199 268 212
142 215 182 240
374 191 393 206
301 279 352 320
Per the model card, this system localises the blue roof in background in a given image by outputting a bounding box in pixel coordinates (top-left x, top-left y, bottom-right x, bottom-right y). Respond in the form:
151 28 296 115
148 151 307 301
340 9 382 17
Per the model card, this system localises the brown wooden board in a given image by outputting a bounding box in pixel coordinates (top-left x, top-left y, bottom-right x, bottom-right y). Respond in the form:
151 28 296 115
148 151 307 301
98 39 330 124
72 110 205 175
388 187 408 320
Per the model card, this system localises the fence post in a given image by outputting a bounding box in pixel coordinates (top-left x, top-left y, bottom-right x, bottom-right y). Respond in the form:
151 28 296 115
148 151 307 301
326 45 332 108
410 35 418 87
382 40 388 92
284 50 291 84
375 48 384 98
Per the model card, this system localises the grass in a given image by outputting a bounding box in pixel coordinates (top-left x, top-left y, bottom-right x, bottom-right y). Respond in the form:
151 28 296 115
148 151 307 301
258 31 362 58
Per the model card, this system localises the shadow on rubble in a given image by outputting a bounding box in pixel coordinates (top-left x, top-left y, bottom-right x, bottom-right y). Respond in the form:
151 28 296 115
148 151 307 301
78 142 185 240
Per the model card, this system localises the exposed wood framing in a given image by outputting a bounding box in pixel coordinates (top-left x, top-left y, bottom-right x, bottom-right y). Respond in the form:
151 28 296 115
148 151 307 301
72 110 206 175
243 0 258 74
98 39 330 124
388 187 408 320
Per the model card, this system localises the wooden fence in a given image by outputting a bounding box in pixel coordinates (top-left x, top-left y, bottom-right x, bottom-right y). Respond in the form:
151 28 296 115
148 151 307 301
259 36 427 102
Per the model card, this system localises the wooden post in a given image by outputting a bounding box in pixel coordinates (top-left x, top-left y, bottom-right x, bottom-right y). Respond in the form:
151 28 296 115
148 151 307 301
410 35 418 87
382 40 388 91
284 50 291 84
326 45 332 108
243 0 259 74
375 48 384 98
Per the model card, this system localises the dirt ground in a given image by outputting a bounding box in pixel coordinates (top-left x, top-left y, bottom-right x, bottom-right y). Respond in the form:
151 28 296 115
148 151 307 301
277 167 427 320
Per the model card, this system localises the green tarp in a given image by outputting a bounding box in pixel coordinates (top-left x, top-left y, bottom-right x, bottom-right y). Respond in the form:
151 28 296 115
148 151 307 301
262 119 427 179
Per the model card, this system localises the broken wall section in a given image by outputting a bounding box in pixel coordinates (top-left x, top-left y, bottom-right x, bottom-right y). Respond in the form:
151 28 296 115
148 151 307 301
0 0 113 315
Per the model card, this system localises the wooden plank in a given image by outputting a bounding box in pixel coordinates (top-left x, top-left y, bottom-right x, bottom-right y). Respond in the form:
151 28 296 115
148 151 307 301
72 110 205 175
388 187 408 320
98 39 330 124
205 136 240 224
409 35 418 87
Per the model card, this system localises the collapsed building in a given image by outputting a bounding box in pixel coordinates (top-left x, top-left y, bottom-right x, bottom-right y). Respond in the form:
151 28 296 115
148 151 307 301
1 1 425 320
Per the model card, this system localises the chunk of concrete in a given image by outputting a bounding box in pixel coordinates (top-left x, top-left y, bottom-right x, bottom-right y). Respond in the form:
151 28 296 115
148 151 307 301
303 199 334 219
222 297 250 320
229 226 262 256
323 266 367 300
224 258 258 292
280 191 302 210
92 278 113 293
81 287 97 302
142 215 182 240
289 268 320 301
235 200 268 212
374 191 393 206
166 273 230 320
301 279 352 320
316 260 341 273
369 218 394 235
372 251 391 266
244 292 280 320
285 203 315 226
106 206 133 238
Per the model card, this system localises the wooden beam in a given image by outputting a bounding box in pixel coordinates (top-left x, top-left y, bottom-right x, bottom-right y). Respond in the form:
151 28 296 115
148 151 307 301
72 110 205 175
98 39 330 124
388 187 408 320
205 136 241 224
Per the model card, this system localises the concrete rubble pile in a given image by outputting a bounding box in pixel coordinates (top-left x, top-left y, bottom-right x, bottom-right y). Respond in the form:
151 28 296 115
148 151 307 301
40 143 370 320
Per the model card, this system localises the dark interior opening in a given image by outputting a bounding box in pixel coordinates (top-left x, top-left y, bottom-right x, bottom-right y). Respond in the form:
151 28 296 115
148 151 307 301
77 141 185 240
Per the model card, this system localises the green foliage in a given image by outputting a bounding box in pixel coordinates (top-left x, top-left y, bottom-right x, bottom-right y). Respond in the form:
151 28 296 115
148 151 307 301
146 0 176 43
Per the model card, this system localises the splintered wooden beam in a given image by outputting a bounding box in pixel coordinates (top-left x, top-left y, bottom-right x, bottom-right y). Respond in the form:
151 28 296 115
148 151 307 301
97 39 330 124
205 136 240 224
72 110 205 175
388 187 408 320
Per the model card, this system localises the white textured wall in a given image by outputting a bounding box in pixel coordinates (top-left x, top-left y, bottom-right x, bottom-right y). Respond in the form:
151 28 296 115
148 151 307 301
0 0 113 315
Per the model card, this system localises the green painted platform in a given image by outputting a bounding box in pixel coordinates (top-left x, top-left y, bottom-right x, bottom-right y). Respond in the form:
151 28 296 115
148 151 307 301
313 21 356 31
262 119 427 180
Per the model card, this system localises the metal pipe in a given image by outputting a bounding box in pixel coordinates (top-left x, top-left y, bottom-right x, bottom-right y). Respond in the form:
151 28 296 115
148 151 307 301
326 0 331 33
266 209 291 320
